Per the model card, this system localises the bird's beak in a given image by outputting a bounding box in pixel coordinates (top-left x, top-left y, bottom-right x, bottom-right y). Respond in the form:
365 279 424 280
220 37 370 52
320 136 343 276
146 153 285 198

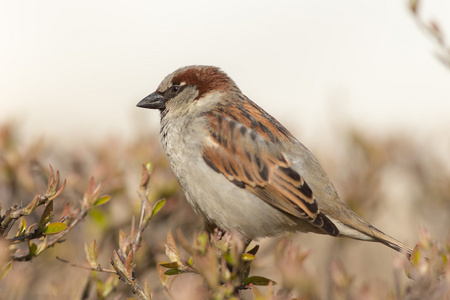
137 92 165 110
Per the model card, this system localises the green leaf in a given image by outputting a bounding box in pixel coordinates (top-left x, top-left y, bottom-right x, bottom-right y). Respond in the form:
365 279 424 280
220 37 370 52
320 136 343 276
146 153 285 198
151 198 166 218
243 276 276 286
241 253 255 262
164 268 182 275
85 240 99 268
28 242 38 256
410 246 420 266
93 195 111 207
196 233 209 254
15 218 27 237
159 261 179 268
223 253 236 266
43 222 67 235
145 162 152 173
0 261 12 280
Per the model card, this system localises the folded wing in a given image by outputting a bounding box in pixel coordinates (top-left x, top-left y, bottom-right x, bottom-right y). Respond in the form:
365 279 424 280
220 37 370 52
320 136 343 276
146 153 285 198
202 101 339 236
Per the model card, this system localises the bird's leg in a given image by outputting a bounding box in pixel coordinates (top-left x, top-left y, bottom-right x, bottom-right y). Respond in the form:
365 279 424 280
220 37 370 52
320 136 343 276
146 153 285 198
214 227 226 241
204 219 226 241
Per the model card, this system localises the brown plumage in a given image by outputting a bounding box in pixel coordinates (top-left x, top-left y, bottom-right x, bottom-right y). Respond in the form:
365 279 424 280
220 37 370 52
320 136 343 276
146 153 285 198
137 65 413 258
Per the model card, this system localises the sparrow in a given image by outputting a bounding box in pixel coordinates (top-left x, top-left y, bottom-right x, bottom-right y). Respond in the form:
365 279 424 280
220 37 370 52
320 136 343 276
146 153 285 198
137 65 413 257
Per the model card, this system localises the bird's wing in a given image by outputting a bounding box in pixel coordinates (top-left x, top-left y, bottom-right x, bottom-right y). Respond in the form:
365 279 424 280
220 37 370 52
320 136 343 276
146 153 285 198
201 100 339 236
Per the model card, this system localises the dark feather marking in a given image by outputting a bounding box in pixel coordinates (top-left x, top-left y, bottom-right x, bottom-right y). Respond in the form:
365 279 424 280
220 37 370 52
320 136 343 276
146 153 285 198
267 158 276 164
160 109 169 121
202 154 220 173
243 168 253 181
228 119 236 152
298 181 313 200
216 133 222 144
228 120 236 140
245 150 252 161
287 192 318 215
229 163 238 176
278 167 315 205
250 118 259 129
231 179 245 189
258 123 275 142
240 106 259 129
254 155 261 169
217 115 223 144
222 158 233 176
274 176 318 214
314 215 339 236
245 98 292 141
259 163 269 181
222 137 228 148
228 113 239 122
279 166 301 181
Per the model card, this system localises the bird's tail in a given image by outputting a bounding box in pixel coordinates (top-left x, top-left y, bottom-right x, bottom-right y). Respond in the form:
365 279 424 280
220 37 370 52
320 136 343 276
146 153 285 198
367 225 413 258
328 214 413 258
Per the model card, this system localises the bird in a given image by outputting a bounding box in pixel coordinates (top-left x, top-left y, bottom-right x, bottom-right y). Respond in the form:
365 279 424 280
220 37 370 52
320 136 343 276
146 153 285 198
137 65 413 257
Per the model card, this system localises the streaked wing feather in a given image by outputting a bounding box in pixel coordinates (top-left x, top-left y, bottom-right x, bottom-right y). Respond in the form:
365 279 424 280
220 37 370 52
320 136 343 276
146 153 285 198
202 104 339 236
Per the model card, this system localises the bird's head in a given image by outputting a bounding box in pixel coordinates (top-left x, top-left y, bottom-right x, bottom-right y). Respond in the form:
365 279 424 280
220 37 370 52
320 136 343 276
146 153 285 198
137 65 238 116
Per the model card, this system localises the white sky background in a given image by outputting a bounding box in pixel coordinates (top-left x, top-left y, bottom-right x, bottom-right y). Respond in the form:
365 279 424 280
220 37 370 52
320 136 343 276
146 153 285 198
1 0 450 147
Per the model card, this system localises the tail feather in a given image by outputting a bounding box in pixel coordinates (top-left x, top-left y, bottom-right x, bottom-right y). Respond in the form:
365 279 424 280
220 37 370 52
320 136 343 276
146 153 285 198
368 225 413 258
328 216 413 258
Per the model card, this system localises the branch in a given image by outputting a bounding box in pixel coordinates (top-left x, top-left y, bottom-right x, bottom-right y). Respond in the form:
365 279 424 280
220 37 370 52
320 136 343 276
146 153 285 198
56 256 116 273
408 0 450 69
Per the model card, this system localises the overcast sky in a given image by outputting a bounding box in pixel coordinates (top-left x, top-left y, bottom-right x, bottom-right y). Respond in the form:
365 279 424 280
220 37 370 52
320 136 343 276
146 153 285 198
1 0 449 146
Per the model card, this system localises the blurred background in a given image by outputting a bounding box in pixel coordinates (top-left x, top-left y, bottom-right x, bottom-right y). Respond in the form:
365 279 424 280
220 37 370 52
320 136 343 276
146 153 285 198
1 0 450 143
1 0 450 299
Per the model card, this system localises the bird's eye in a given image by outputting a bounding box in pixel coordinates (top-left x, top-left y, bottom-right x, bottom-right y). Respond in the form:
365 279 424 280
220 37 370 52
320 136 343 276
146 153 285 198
171 85 180 93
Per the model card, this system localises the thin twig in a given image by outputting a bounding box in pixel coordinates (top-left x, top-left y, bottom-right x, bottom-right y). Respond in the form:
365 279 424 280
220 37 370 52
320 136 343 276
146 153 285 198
132 198 148 262
12 207 89 261
56 256 116 274
111 257 149 300
408 0 450 69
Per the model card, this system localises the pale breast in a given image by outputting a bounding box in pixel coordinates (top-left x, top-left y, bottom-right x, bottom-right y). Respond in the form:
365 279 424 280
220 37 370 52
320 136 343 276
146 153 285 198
159 113 301 239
